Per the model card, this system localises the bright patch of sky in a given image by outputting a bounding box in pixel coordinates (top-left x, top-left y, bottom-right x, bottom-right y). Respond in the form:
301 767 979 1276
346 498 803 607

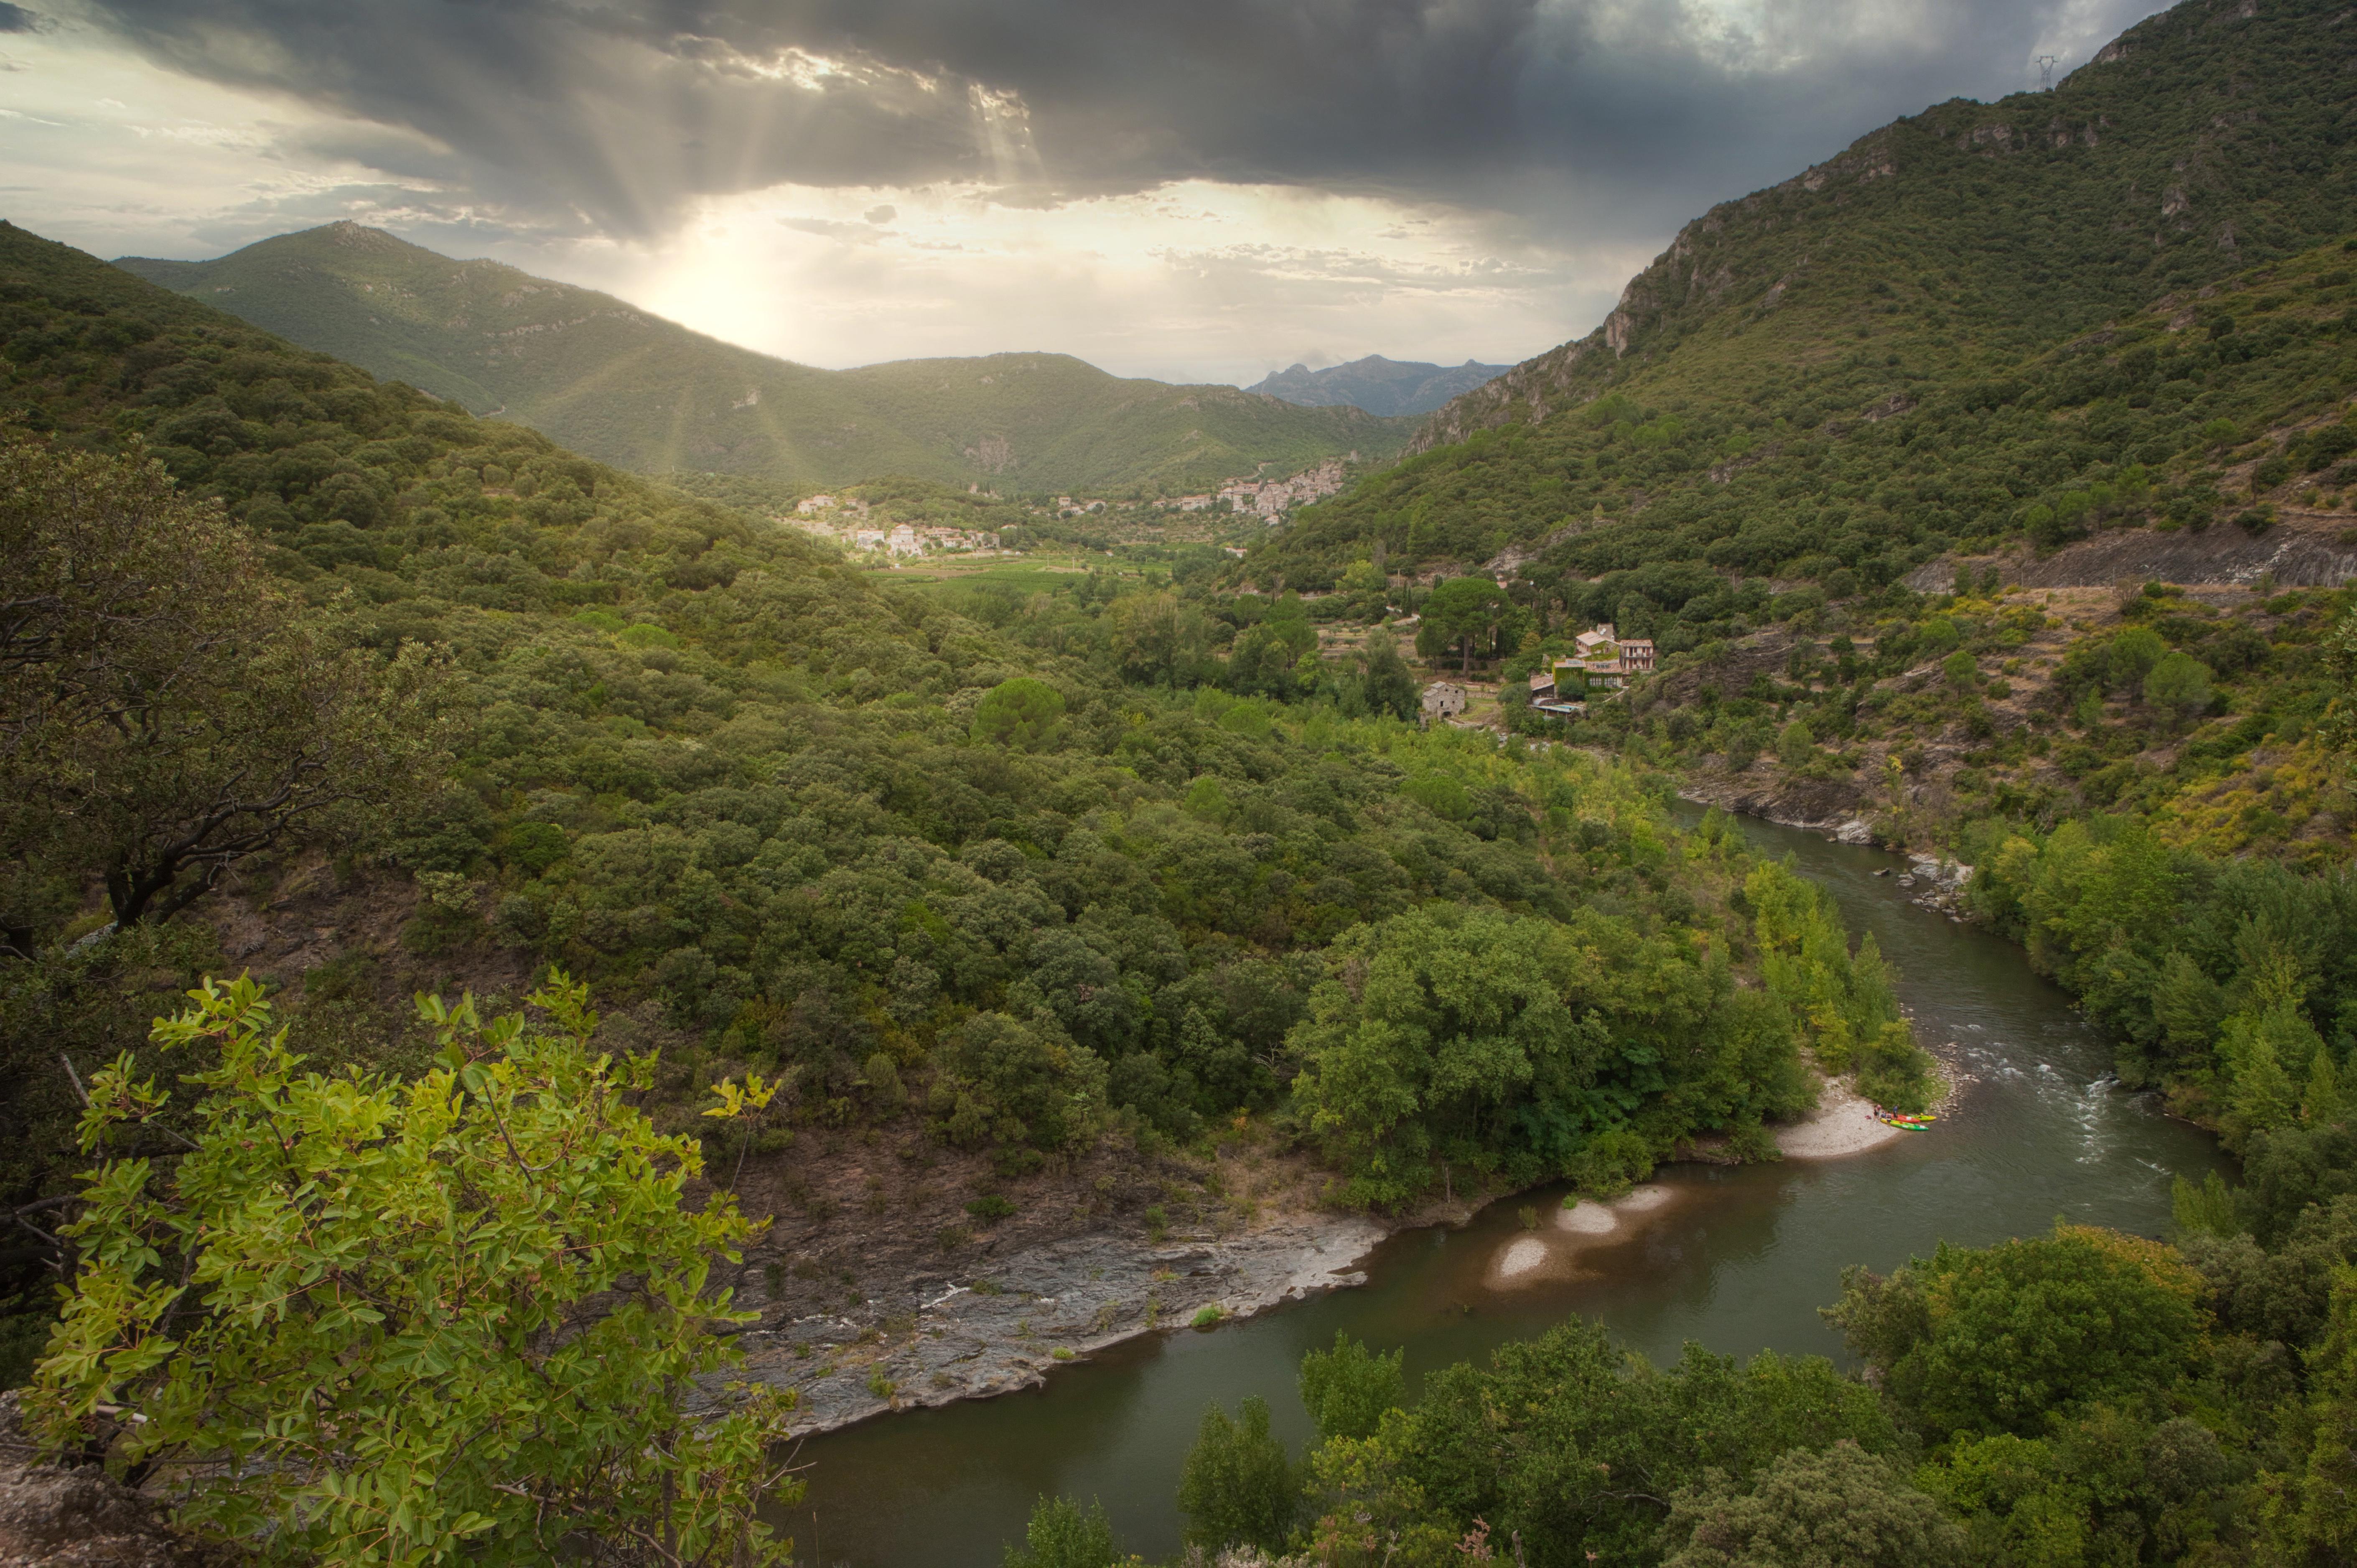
0 23 1596 382
552 181 1624 384
1 0 2173 387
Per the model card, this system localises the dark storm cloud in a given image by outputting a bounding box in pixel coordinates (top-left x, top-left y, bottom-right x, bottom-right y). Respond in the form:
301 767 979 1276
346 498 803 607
74 0 2165 239
0 4 46 32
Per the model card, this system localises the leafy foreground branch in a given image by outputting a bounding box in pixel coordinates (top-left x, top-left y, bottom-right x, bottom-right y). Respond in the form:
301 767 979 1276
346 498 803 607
27 972 801 1568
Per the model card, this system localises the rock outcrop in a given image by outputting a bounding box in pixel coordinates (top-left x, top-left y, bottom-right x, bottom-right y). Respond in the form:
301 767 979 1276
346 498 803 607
1906 514 2357 594
734 1212 1384 1435
0 1396 228 1568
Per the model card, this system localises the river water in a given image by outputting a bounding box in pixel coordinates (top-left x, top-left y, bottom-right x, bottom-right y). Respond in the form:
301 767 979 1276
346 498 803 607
787 814 2229 1567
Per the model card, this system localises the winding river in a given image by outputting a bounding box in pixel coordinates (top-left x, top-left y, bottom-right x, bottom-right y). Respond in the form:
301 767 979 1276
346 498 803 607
786 814 2230 1568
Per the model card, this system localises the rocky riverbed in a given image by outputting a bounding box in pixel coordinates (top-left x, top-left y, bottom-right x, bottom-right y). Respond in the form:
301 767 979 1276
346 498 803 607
735 1213 1386 1435
731 1057 1965 1436
710 793 1983 1443
1894 854 1974 914
1674 784 1976 917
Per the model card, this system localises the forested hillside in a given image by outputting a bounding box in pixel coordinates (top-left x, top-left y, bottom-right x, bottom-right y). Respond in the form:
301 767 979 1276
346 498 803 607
116 223 1409 496
1250 0 2357 591
0 215 1934 1436
1460 230 2357 700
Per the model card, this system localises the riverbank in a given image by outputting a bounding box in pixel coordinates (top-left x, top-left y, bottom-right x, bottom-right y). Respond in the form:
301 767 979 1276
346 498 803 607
1676 772 1878 847
740 1210 1385 1436
1777 1076 1915 1158
785 805 2221 1568
742 1073 1940 1437
733 791 1979 1441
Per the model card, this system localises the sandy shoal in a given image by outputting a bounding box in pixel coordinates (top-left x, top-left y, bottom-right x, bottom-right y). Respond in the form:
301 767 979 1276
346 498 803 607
1495 1237 1550 1278
1776 1077 1914 1159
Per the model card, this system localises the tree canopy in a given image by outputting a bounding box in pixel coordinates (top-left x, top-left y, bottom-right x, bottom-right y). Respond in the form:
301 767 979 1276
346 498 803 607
0 439 446 943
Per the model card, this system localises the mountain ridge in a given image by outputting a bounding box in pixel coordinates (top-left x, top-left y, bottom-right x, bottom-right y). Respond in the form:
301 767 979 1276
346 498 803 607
1249 0 2357 595
116 224 1410 496
1245 354 1513 416
1402 0 2357 463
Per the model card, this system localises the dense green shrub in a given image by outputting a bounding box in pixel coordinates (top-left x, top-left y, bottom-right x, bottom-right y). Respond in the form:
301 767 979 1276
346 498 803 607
1825 1225 2207 1440
1177 1395 1298 1553
1298 1331 1408 1442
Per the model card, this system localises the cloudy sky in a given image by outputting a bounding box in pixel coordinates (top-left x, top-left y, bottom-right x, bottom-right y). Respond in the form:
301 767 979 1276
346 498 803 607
2 0 2165 385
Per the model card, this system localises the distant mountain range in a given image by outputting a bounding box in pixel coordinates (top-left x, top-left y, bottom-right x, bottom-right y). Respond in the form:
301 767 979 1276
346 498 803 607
115 225 1408 496
1245 355 1513 417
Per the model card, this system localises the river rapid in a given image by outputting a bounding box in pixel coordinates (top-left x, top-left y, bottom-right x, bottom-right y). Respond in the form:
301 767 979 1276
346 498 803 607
786 814 2231 1568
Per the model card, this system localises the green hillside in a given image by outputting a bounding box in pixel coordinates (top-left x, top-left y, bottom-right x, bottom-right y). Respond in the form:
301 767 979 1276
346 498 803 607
1 216 1867 1372
23 0 2357 1532
1550 242 2357 857
115 224 1408 495
1384 227 2357 671
1252 0 2357 592
1200 0 2357 1222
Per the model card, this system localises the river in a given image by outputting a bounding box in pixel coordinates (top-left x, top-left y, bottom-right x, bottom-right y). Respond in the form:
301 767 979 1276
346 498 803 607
785 814 2230 1567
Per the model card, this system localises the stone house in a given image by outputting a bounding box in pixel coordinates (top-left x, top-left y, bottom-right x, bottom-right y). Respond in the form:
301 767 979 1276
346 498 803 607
1559 622 1655 691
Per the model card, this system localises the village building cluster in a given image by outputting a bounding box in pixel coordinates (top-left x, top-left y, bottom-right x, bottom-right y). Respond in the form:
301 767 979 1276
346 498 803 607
1415 625 1656 730
781 449 1360 563
1217 455 1357 520
787 495 1003 560
1161 454 1358 521
1529 624 1654 718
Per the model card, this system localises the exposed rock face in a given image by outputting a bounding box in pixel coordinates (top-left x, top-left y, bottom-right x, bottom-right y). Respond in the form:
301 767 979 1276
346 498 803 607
1905 856 1975 915
2008 517 2357 590
1677 775 1873 841
963 434 1015 472
0 1397 229 1568
1403 337 1595 456
733 1213 1383 1436
1906 513 2357 593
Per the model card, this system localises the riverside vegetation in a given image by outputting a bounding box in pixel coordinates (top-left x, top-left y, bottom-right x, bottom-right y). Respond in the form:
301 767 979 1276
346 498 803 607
1019 1198 2357 1566
11 0 2357 1563
1497 558 2357 1157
